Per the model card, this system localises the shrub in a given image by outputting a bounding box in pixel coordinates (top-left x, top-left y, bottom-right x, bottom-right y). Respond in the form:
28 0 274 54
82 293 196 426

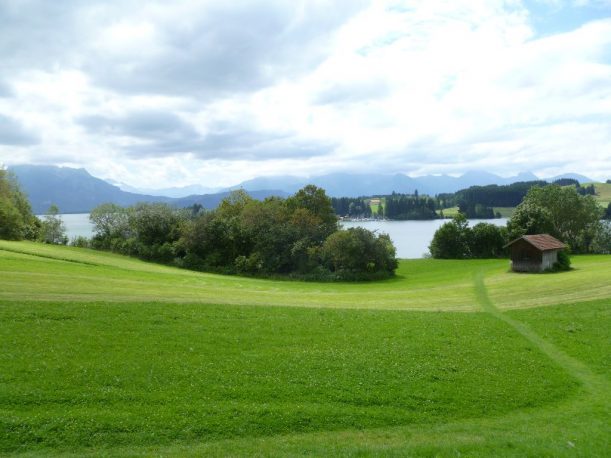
70 236 90 248
552 250 571 272
321 227 397 279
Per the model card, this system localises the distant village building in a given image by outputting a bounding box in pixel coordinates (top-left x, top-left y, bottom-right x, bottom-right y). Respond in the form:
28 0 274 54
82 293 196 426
504 234 566 273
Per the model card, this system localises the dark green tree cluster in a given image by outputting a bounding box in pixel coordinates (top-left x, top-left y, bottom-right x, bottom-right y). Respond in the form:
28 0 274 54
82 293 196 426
331 197 373 218
603 203 611 220
90 185 397 280
384 192 437 220
321 227 397 280
507 185 602 253
552 178 579 187
555 179 597 196
90 202 187 263
438 181 547 218
429 214 507 259
576 184 596 196
0 169 40 240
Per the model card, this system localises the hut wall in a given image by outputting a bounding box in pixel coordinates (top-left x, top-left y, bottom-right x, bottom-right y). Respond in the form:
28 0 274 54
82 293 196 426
542 250 558 271
510 240 543 272
511 260 543 272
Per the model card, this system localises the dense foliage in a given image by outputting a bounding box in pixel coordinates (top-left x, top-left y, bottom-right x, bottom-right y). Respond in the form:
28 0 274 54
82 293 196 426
383 192 437 220
89 185 397 280
429 214 507 259
507 185 603 253
320 227 397 280
0 169 40 240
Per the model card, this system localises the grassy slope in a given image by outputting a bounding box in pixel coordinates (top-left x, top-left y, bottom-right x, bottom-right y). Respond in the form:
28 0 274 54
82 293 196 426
589 182 611 207
0 242 609 456
2 240 610 312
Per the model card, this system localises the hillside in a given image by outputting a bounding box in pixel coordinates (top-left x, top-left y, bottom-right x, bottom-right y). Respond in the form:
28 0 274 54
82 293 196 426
0 241 609 455
591 182 611 206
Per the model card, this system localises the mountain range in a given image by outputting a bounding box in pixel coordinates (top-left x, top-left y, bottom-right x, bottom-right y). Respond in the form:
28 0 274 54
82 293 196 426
8 165 287 214
8 165 593 214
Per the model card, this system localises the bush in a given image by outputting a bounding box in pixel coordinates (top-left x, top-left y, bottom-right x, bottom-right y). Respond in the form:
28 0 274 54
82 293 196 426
552 250 571 271
591 221 611 254
70 236 90 248
429 214 471 259
321 227 397 279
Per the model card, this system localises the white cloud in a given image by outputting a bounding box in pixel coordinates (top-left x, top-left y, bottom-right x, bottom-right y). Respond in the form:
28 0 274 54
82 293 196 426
0 0 610 187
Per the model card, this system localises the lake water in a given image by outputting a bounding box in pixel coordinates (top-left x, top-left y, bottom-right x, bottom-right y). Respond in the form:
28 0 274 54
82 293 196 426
43 213 95 240
342 218 508 259
54 213 507 259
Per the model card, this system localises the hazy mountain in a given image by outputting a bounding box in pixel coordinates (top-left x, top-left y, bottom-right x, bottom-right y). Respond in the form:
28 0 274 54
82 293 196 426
546 173 594 183
108 181 221 198
225 170 546 197
8 165 594 213
9 165 285 213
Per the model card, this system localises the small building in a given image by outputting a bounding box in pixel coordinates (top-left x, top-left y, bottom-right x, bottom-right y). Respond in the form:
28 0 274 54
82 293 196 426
504 234 566 273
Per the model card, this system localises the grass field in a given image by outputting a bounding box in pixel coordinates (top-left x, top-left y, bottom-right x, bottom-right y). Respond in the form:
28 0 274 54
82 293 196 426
0 241 609 456
590 182 611 207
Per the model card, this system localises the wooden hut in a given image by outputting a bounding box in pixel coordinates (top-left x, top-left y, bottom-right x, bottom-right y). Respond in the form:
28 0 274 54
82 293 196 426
504 234 566 273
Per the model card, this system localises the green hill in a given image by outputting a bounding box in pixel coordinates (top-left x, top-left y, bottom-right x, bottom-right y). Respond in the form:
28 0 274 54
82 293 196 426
590 182 611 207
0 241 609 456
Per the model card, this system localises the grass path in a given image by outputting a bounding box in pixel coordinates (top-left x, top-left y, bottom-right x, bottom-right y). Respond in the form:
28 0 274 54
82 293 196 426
474 271 610 394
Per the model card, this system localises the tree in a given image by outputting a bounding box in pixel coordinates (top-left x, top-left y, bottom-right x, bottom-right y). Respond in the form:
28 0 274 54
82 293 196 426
90 203 130 249
0 168 39 240
429 214 471 259
321 227 397 279
592 221 611 254
286 185 337 241
127 203 187 262
470 223 507 258
507 202 555 240
507 185 602 252
39 205 67 244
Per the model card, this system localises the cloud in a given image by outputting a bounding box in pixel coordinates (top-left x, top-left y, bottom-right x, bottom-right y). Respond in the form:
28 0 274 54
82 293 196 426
313 79 390 105
0 81 12 98
0 0 610 187
0 114 39 145
124 123 334 160
83 1 367 98
78 110 198 139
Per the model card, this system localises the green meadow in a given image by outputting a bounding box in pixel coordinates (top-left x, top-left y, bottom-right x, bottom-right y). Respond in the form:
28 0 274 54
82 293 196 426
0 240 609 456
591 182 611 207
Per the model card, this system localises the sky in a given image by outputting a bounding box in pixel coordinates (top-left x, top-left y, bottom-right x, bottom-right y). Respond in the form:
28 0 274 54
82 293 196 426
0 0 610 189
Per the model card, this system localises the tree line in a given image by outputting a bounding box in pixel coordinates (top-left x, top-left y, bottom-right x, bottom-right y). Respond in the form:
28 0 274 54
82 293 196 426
87 186 397 280
332 192 439 220
430 184 611 259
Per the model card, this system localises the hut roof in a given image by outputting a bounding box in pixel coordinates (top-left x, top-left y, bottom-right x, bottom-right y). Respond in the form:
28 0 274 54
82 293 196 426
504 234 566 251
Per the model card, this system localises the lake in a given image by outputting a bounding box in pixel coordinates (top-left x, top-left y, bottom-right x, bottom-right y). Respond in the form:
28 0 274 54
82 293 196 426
50 214 95 240
342 218 508 258
56 213 508 259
